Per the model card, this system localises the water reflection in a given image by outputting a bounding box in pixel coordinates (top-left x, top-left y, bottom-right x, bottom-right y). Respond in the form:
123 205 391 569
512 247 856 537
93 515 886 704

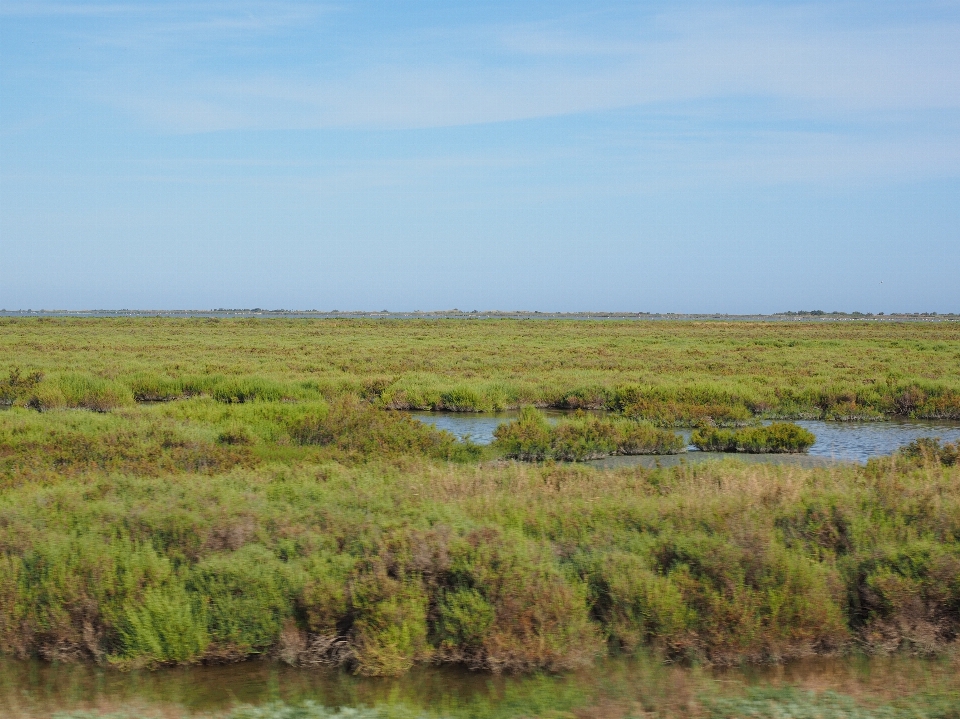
2 654 958 718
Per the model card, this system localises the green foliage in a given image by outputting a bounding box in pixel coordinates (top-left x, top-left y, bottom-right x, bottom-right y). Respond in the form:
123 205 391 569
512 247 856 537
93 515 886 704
491 406 552 460
691 423 815 453
299 553 354 634
288 396 481 462
3 318 960 422
3 318 960 680
0 407 255 485
2 455 960 673
350 572 432 676
494 408 683 461
437 588 496 648
439 528 602 672
117 583 209 665
187 545 293 657
899 437 959 466
0 397 483 486
57 374 134 411
0 367 42 406
584 551 693 653
210 376 289 404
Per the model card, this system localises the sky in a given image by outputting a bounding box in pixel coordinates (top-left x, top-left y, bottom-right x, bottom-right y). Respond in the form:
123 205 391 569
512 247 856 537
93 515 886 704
1 1 958 313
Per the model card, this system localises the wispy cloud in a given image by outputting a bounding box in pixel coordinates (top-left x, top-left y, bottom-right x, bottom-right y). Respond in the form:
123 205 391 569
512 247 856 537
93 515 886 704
79 3 960 133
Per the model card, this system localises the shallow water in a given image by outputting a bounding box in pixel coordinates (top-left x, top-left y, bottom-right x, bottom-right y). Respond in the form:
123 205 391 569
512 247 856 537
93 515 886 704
2 654 958 718
412 411 960 465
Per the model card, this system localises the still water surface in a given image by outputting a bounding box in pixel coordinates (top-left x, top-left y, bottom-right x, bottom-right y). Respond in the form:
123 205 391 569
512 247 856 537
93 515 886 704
412 411 960 466
2 654 958 717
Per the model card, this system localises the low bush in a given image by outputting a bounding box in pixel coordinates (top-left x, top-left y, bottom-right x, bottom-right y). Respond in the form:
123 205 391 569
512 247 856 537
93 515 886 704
491 407 552 460
188 545 295 659
288 397 481 462
0 367 43 406
494 408 683 461
117 582 209 666
0 408 255 485
4 456 960 674
691 423 815 453
898 437 959 466
127 373 187 402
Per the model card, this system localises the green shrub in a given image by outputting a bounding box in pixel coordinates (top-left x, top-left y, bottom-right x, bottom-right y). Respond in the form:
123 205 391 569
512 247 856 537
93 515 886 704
615 418 686 455
690 427 738 452
494 409 682 461
441 528 602 672
649 532 848 661
299 552 354 635
550 414 620 461
0 408 254 483
56 374 134 411
492 406 552 460
350 570 432 676
217 423 256 446
117 583 208 665
843 541 960 653
211 377 288 404
436 588 496 649
0 367 42 406
899 437 959 466
289 397 480 462
691 423 815 453
586 552 693 654
7 372 133 411
127 373 185 402
439 386 488 412
188 545 293 657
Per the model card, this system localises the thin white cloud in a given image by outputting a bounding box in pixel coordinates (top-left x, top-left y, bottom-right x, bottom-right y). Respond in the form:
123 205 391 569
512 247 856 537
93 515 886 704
94 4 960 133
6 1 960 186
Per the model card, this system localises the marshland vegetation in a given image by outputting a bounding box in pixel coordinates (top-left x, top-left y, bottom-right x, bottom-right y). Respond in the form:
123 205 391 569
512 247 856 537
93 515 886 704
1 316 960 702
689 423 816 453
1 396 959 675
1 317 959 422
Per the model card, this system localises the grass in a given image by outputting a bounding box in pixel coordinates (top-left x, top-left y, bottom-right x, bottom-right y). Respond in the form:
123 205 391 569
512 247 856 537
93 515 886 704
1 414 959 674
493 407 684 461
1 317 960 422
0 399 481 488
690 423 816 453
1 317 959 689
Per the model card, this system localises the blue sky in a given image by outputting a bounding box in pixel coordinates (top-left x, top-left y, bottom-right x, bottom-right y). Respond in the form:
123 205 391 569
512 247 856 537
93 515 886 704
1 1 958 312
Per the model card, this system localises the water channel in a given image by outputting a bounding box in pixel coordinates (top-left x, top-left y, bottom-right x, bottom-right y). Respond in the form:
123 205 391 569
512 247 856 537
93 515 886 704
2 654 958 718
412 411 960 468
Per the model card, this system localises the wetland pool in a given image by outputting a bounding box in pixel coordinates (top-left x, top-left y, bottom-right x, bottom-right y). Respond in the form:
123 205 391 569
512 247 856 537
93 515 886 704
411 411 960 466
